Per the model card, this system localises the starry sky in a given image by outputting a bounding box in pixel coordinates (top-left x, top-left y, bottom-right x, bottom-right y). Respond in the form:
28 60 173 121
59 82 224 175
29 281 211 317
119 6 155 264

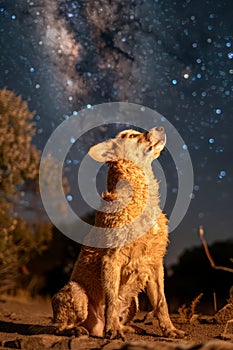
0 0 232 265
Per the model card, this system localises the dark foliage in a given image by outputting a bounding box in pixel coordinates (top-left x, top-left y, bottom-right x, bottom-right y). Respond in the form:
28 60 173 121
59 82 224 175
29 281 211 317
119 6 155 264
167 240 233 312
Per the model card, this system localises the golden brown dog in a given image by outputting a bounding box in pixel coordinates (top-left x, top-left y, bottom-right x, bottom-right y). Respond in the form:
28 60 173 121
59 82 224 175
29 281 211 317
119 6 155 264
52 127 185 339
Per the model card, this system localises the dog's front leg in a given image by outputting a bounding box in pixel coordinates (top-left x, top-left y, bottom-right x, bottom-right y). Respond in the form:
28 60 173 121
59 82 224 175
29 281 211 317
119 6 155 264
147 264 185 338
102 253 124 339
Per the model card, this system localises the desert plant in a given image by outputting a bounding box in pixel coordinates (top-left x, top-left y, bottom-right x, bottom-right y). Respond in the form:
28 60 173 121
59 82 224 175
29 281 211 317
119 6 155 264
178 293 203 322
0 88 52 293
0 88 39 196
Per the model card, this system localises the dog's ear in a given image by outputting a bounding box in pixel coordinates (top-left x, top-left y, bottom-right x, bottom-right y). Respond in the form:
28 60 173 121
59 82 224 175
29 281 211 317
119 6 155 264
88 139 117 162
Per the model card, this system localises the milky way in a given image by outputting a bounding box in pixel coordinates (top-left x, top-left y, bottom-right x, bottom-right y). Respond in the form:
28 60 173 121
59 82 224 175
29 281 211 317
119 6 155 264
0 0 232 264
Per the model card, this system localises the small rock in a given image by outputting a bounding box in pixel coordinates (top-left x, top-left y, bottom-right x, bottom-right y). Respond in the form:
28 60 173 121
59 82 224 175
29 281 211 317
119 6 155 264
223 319 233 340
4 312 17 320
120 342 162 350
9 313 17 320
1 338 21 349
201 340 233 349
190 314 216 325
102 340 123 349
189 314 200 325
70 336 104 350
120 341 190 350
215 304 233 324
21 335 69 350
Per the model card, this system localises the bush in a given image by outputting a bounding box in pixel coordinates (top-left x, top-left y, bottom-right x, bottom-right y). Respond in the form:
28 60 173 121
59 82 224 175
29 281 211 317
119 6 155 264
0 88 52 294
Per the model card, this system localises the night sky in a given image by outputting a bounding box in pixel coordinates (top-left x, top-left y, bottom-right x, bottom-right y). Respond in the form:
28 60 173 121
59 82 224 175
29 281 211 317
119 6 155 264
0 0 232 265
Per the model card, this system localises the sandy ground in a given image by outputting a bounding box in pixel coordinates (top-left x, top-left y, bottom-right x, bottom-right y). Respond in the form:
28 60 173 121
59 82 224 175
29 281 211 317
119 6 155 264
0 296 232 349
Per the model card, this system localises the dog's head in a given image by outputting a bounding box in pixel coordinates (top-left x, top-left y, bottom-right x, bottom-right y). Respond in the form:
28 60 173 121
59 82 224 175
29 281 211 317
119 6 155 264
89 127 166 166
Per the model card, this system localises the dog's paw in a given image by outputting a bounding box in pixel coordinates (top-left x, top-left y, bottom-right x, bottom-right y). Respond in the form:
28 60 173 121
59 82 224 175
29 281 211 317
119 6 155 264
105 328 125 340
74 326 89 337
55 325 89 337
163 328 186 339
105 325 139 340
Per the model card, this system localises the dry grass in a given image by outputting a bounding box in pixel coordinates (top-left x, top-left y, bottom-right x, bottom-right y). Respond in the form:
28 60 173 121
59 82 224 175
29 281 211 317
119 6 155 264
178 293 203 323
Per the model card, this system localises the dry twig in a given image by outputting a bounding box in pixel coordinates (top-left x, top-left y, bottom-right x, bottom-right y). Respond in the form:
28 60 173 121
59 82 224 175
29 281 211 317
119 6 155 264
199 226 233 273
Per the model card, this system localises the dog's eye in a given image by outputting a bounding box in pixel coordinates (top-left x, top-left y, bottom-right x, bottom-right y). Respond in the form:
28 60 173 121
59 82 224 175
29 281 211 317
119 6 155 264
129 134 137 138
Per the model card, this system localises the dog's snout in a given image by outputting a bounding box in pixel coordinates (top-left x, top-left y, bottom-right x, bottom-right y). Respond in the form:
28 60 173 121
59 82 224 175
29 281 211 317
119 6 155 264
155 126 164 133
150 126 166 142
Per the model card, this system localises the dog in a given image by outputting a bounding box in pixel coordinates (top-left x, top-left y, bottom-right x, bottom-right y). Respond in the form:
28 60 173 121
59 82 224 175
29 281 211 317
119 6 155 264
52 126 185 339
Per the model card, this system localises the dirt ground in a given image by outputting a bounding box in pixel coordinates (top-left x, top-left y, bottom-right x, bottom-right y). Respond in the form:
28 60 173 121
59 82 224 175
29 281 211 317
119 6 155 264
0 296 232 350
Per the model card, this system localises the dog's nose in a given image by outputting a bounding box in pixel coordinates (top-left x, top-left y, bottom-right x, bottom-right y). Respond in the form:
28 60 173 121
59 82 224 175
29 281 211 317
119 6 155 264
155 126 164 133
150 126 166 143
